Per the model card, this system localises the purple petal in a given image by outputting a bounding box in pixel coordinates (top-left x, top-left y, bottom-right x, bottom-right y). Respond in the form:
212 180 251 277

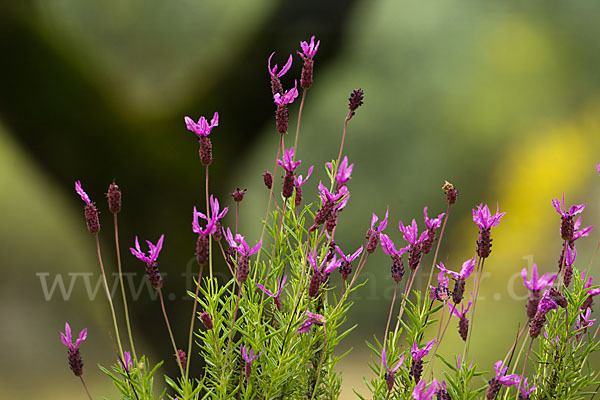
75 328 87 348
379 233 397 256
256 283 274 298
569 203 586 216
381 348 390 372
75 181 91 204
279 54 293 77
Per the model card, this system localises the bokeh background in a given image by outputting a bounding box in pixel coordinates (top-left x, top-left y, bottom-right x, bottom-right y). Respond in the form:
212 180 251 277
2 0 600 398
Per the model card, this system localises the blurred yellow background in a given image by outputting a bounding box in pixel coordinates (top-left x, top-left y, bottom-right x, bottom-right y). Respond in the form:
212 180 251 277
1 0 600 398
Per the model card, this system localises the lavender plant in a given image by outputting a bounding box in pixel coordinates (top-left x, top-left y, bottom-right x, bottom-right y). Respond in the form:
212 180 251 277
60 36 600 400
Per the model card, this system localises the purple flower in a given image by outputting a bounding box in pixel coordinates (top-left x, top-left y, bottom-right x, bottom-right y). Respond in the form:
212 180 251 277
472 203 506 230
411 339 435 361
412 379 438 400
240 345 263 378
268 52 292 78
573 217 593 241
130 234 165 265
597 163 600 175
371 207 390 233
294 165 314 188
398 219 429 246
521 264 557 292
276 146 301 174
192 207 218 237
120 351 133 372
381 348 405 375
491 360 519 386
184 112 219 137
582 273 600 298
318 182 350 211
429 271 450 301
448 297 472 319
437 258 476 281
223 228 262 257
257 276 287 311
576 307 595 340
298 312 326 333
75 181 92 205
552 194 585 218
298 36 320 60
537 290 558 315
327 156 354 187
335 245 363 263
195 195 229 224
379 234 410 258
273 81 299 106
424 206 445 230
519 377 536 398
60 322 87 351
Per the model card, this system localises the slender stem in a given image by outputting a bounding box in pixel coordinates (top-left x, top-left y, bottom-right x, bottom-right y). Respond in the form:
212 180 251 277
426 301 453 376
332 113 352 189
503 322 528 365
113 214 137 361
382 283 399 352
517 339 534 400
393 263 421 338
217 240 235 278
94 235 124 358
236 202 240 235
158 289 185 377
424 205 451 301
223 283 242 377
185 263 204 381
463 257 484 360
292 89 307 161
80 376 93 400
205 165 211 280
309 324 328 400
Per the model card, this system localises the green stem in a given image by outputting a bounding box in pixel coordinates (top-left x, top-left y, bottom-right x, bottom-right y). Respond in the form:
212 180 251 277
463 257 484 360
94 235 124 359
158 288 185 377
80 376 93 400
185 264 203 381
292 89 307 161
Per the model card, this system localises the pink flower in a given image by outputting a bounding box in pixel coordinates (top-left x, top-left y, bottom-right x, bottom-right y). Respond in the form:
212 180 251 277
276 146 301 174
192 207 216 236
519 377 536 398
184 112 219 137
437 258 476 281
326 156 354 187
576 307 595 340
294 165 314 188
298 312 326 333
371 207 389 233
75 181 92 205
223 228 261 257
60 322 87 351
411 339 435 361
424 206 445 230
273 81 298 106
491 360 519 386
379 234 410 258
552 193 585 218
298 35 320 60
120 351 133 372
521 264 557 292
412 379 439 400
472 203 506 230
318 182 350 211
448 297 472 319
130 234 165 264
268 52 292 78
256 276 287 310
573 217 593 241
381 348 404 374
335 245 363 263
398 219 428 246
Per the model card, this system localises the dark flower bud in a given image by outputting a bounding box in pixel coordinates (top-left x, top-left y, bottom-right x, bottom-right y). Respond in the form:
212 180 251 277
452 278 466 305
326 241 336 263
300 58 314 89
348 88 364 118
176 349 187 371
391 255 405 283
459 315 469 341
529 313 546 339
198 136 213 166
232 188 246 202
384 371 395 393
263 170 273 190
486 378 501 400
437 389 452 400
84 203 101 234
549 288 567 308
146 261 163 290
408 245 422 270
213 221 223 241
196 234 209 266
476 228 492 258
294 183 303 207
106 180 122 214
410 359 423 383
275 104 289 134
366 229 379 254
236 254 250 283
270 75 283 97
326 211 338 233
68 348 84 376
421 228 436 255
225 246 236 269
308 271 322 298
433 285 450 302
200 311 213 330
560 215 574 242
442 181 458 205
244 361 252 379
340 261 352 281
564 264 573 287
282 171 295 198
526 291 541 319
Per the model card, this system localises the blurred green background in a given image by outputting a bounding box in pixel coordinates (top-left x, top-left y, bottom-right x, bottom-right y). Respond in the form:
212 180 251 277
2 0 600 398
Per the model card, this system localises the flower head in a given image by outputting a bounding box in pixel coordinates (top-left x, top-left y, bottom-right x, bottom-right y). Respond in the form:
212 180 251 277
411 339 435 361
381 348 404 374
398 219 428 246
573 217 593 241
75 181 92 205
371 207 390 233
379 234 409 257
429 271 450 301
120 351 133 372
448 297 472 318
60 322 87 351
424 206 445 230
552 193 585 218
273 81 299 106
298 35 320 60
240 345 263 363
327 156 354 187
276 146 301 174
298 312 326 333
256 275 287 299
519 377 536 398
268 52 292 78
576 307 596 340
223 228 262 257
437 258 476 281
521 264 557 292
412 379 438 400
295 165 314 188
184 112 219 137
318 182 350 211
472 203 506 230
335 245 363 263
492 360 519 386
130 234 165 265
537 290 558 316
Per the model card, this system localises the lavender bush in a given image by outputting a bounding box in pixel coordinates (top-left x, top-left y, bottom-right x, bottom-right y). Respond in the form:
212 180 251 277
61 36 600 400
